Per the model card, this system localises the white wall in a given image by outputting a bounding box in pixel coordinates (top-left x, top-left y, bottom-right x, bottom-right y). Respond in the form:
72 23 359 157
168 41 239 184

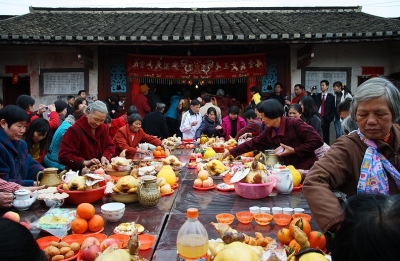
290 42 400 94
0 45 98 107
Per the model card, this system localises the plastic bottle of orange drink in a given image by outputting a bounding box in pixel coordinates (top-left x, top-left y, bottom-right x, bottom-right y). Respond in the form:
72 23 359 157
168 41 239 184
177 208 209 261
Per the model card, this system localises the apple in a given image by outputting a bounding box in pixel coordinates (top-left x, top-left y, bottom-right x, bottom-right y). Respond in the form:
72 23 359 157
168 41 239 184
99 238 119 251
196 153 203 158
81 237 100 251
2 211 20 223
80 244 101 261
189 153 197 160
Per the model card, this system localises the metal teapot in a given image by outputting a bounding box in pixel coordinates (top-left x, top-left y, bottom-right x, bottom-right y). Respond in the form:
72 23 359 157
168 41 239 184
137 176 161 208
13 189 38 211
263 150 279 166
36 168 65 188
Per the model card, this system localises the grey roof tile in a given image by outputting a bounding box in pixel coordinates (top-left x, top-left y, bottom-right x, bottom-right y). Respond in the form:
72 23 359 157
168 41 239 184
0 7 399 44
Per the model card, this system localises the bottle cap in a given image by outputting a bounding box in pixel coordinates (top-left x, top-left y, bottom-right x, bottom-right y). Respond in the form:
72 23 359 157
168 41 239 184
187 208 199 218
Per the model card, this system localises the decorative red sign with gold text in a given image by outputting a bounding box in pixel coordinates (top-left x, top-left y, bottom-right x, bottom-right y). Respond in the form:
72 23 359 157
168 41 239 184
127 53 266 79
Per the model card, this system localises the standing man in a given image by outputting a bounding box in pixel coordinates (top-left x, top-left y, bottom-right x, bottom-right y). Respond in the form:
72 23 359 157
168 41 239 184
285 84 307 105
54 100 68 124
142 103 169 139
199 94 222 123
270 82 285 106
180 100 202 140
66 95 75 117
312 80 335 144
78 90 87 100
132 84 151 118
333 81 353 138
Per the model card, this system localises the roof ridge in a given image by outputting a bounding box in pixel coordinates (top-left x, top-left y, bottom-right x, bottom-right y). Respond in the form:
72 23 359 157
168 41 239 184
29 6 362 13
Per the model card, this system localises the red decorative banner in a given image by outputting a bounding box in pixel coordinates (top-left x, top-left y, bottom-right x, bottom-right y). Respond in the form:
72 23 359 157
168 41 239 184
127 53 266 79
5 65 28 74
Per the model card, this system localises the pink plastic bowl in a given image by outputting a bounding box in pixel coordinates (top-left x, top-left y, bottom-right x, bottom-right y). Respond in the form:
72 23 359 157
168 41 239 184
234 176 277 199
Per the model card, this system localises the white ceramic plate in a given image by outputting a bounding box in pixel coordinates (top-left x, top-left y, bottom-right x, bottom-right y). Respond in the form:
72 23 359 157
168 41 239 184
230 168 250 183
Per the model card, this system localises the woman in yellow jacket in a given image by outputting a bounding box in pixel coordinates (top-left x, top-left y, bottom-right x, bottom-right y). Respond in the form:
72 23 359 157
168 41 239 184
250 86 261 105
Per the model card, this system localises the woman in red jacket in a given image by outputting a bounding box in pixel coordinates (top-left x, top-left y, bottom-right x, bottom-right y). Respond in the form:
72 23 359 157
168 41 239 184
113 113 162 159
59 101 115 171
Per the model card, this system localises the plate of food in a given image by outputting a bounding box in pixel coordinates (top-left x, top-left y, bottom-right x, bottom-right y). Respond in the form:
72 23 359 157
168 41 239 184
161 189 175 197
113 222 145 235
193 184 216 191
216 183 235 191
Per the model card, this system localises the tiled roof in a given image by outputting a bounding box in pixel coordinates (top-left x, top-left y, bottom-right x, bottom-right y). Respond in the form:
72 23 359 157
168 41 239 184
0 6 399 44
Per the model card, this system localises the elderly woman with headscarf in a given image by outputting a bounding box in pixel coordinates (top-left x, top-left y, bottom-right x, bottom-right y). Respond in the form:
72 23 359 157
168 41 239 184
303 77 400 234
59 101 115 171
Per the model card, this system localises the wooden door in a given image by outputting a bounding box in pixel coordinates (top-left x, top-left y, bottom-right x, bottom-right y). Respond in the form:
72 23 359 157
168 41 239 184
2 76 30 106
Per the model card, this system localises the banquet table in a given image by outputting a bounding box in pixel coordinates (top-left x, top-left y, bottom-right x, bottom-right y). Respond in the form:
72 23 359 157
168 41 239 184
17 149 319 261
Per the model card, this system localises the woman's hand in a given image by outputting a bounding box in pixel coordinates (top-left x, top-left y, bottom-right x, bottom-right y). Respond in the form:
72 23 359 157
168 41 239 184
222 149 231 159
83 158 101 167
275 143 295 156
239 133 251 140
0 192 14 208
101 156 109 165
20 185 46 196
215 125 222 130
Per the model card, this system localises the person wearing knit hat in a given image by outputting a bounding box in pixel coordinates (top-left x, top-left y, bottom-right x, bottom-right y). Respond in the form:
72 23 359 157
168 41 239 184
132 84 151 118
54 100 68 123
16 94 35 111
140 84 150 94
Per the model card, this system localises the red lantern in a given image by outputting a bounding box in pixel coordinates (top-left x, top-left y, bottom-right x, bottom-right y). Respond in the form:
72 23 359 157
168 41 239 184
12 73 19 84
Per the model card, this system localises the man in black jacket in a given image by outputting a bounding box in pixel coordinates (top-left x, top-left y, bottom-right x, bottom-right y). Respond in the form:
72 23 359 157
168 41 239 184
312 80 335 144
142 102 169 139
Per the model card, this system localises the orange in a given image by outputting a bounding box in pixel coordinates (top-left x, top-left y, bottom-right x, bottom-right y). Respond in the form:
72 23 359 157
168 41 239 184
288 239 301 253
71 217 88 234
160 150 165 157
155 146 162 151
88 215 104 232
277 228 293 245
76 203 95 220
308 231 326 250
289 217 311 237
153 150 161 157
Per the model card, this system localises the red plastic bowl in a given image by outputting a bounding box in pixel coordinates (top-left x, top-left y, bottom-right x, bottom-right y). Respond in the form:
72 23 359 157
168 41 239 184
57 181 106 205
254 213 273 226
138 234 156 250
211 146 225 153
292 213 312 223
234 177 277 199
273 213 292 227
236 211 254 224
36 236 60 250
216 213 235 225
62 234 85 245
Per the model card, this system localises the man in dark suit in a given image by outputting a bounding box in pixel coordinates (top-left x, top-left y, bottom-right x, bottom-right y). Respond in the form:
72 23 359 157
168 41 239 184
312 80 336 144
142 102 169 140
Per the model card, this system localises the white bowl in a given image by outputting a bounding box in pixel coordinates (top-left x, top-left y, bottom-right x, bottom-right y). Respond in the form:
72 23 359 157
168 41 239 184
44 199 64 208
101 202 125 222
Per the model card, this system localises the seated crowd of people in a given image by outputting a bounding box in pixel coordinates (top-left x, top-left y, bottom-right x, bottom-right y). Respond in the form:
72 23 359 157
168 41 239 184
1 78 400 260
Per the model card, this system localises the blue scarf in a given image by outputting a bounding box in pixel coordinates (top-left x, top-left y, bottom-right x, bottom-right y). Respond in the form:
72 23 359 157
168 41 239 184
357 129 400 195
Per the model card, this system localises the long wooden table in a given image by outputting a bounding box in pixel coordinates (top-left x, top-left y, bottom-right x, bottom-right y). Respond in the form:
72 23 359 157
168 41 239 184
17 149 319 261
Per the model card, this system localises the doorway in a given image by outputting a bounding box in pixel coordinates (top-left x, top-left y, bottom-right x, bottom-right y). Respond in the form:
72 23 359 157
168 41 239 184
2 76 30 105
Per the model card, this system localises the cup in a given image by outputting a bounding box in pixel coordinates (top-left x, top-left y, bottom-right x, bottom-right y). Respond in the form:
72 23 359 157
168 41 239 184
249 206 260 214
283 207 294 215
260 207 270 214
271 207 283 215
293 208 305 213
